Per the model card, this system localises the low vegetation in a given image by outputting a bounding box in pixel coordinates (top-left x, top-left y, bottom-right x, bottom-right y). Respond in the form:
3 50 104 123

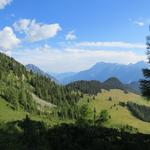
127 102 150 122
95 110 111 125
0 116 150 150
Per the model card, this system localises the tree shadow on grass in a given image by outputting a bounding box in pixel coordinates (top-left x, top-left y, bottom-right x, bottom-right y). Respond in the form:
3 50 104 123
0 116 150 150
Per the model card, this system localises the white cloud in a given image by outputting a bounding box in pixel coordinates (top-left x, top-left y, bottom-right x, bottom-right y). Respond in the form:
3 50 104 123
14 19 31 32
13 19 62 42
129 18 146 27
65 30 77 40
0 27 21 53
134 21 145 27
0 0 12 9
76 41 146 49
13 45 146 72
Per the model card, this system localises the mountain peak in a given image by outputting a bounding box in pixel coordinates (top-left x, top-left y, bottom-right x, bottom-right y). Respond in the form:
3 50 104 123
26 64 58 83
58 61 148 84
26 64 41 72
94 61 120 66
134 61 146 65
103 77 122 85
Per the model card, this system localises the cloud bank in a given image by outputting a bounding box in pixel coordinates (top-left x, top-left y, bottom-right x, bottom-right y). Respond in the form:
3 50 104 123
13 45 146 72
76 41 146 49
0 0 12 10
13 19 62 42
0 27 20 53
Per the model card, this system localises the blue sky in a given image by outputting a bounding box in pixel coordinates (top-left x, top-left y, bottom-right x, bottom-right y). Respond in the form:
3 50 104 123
0 0 149 72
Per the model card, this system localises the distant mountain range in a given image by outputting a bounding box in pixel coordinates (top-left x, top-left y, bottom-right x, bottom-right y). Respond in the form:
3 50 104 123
26 64 58 83
51 72 76 82
54 61 148 84
26 61 147 93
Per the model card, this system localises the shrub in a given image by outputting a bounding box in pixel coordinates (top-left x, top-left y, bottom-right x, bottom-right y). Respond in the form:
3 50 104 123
119 102 126 107
119 124 138 133
108 97 112 101
124 90 128 94
96 110 110 125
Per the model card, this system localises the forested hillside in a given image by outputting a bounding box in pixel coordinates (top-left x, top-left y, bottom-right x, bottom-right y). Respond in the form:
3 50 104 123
66 78 140 95
66 80 103 95
0 53 80 118
0 53 36 112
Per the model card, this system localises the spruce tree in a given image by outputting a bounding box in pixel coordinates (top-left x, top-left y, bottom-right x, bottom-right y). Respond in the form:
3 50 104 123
140 33 150 99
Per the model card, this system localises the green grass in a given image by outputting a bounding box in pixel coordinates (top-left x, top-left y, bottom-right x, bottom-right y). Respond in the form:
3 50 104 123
0 98 27 122
0 97 72 126
1 89 150 134
79 89 150 134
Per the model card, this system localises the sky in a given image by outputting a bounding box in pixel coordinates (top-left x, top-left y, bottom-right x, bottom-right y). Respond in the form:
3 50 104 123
0 0 149 72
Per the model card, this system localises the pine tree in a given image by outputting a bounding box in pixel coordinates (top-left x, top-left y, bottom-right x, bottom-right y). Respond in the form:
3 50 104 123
140 32 150 99
93 107 96 126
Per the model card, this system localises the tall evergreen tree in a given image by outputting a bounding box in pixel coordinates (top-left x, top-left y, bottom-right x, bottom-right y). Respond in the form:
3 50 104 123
140 31 150 99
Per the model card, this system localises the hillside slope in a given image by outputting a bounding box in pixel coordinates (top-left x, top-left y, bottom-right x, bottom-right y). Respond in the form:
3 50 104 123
0 52 80 119
79 89 150 134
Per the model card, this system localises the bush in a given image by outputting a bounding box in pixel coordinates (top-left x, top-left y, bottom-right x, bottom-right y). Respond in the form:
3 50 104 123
119 102 126 107
108 97 112 101
124 90 129 94
87 98 90 103
96 110 110 125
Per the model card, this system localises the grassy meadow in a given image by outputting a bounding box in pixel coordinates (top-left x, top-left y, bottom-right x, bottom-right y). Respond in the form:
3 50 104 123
79 89 150 134
1 89 150 133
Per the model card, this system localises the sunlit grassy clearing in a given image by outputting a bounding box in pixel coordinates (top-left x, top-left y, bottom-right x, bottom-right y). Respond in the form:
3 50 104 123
79 89 150 134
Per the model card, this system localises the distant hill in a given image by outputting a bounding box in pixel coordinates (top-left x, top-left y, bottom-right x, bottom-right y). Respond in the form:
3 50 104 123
66 77 140 95
103 78 141 94
26 64 58 83
66 80 103 95
58 61 148 84
103 77 125 90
